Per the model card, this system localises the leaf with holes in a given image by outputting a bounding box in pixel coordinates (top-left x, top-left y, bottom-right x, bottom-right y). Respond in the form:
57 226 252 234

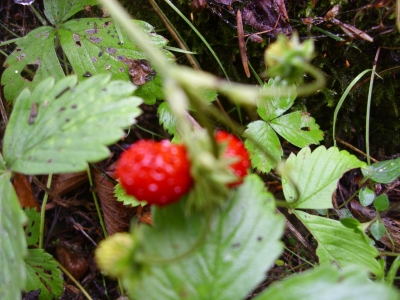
254 265 399 300
1 16 174 104
279 146 366 209
25 249 63 299
244 120 282 173
1 26 65 102
0 155 27 300
44 0 98 25
127 175 284 300
270 111 323 148
3 74 142 174
24 207 41 246
58 18 174 104
294 210 383 277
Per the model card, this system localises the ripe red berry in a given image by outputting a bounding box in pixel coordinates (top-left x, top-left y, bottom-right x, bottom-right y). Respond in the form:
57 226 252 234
116 140 193 206
215 130 251 187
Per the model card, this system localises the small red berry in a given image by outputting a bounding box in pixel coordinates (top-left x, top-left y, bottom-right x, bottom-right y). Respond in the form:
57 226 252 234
116 140 193 206
215 131 251 187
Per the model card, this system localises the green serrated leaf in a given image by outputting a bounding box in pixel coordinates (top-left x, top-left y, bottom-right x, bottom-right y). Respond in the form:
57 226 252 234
374 194 389 212
115 182 147 207
280 146 366 209
58 18 174 104
1 26 65 102
0 156 27 300
257 78 296 121
44 0 98 25
270 111 324 148
361 157 400 184
3 74 142 174
126 175 284 300
158 102 177 136
25 249 63 300
371 220 386 241
294 210 382 276
24 208 41 246
254 265 399 300
359 187 375 206
244 120 282 173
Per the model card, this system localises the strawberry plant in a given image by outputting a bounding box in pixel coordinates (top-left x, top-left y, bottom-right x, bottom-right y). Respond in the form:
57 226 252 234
0 0 399 299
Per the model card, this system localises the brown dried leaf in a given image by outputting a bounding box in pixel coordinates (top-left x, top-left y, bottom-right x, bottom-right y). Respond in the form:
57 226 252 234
56 246 89 281
51 172 88 197
242 0 292 36
13 173 40 209
93 165 135 235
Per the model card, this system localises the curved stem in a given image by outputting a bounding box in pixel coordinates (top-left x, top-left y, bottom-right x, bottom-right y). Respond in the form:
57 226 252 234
54 257 93 300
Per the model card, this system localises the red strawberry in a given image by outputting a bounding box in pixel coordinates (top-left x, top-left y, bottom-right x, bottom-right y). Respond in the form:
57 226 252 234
116 140 193 206
215 130 250 187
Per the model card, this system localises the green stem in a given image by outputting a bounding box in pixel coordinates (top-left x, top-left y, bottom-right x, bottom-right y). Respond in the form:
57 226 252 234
284 246 316 267
0 23 21 39
332 69 372 147
366 48 381 165
55 258 93 300
0 37 22 47
163 0 230 81
87 167 108 238
147 0 200 70
30 4 47 26
39 174 52 249
87 167 126 294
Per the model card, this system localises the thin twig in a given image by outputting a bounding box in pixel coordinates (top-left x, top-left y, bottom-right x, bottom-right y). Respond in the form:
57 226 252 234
335 137 378 163
147 0 198 70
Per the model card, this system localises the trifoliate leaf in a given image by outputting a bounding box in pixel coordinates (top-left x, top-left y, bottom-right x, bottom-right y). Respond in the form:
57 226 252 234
44 0 98 25
279 146 366 209
270 111 324 148
124 175 284 300
359 187 375 206
244 120 282 173
0 156 27 300
361 157 400 184
115 182 146 207
257 78 296 121
25 249 63 299
254 265 399 300
1 26 65 102
294 210 382 277
3 74 142 174
58 18 173 104
24 207 41 246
